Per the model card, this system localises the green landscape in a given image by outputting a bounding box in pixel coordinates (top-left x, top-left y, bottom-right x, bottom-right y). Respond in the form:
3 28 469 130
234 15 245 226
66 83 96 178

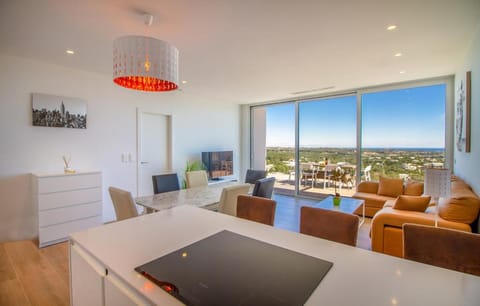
267 147 445 181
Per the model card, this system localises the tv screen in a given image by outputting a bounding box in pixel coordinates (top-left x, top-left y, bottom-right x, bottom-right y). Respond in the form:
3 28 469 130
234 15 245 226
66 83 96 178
202 151 233 180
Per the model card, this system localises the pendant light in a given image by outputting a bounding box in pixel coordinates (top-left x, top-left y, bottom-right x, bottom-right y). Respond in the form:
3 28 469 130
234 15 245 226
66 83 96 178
113 14 179 92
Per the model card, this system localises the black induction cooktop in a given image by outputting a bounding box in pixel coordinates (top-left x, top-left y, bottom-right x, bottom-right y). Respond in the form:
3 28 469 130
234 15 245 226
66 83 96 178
135 230 332 306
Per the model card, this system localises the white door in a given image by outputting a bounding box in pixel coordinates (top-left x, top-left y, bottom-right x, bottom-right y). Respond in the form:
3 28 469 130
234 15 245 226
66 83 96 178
137 111 172 196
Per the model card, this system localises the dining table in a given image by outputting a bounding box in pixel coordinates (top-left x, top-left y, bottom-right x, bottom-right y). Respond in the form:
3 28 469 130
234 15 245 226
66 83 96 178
314 163 356 189
135 180 242 212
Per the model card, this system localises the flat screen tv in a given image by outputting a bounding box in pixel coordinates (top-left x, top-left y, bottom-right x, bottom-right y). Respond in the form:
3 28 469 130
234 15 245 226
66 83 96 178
202 151 233 180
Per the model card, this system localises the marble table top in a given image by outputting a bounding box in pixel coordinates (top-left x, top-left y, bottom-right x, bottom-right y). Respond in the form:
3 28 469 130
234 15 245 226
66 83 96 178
135 180 241 211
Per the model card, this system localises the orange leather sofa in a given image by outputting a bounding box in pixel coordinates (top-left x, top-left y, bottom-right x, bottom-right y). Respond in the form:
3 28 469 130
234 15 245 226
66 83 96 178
352 177 424 217
371 176 480 258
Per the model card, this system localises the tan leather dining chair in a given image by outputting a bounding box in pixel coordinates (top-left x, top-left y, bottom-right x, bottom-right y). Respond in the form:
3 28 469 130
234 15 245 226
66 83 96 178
236 195 276 226
108 187 139 221
217 184 251 216
300 206 359 246
186 170 209 188
403 223 480 276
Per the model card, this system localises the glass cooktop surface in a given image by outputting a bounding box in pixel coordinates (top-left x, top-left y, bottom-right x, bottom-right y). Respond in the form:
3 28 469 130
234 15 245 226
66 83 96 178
135 230 333 306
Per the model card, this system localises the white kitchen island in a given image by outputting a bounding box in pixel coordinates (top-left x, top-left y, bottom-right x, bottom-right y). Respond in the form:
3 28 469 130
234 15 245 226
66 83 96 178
69 205 480 306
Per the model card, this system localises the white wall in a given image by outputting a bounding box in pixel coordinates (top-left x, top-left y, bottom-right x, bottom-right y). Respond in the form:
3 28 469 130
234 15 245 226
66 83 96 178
251 107 267 170
0 55 240 242
454 23 480 193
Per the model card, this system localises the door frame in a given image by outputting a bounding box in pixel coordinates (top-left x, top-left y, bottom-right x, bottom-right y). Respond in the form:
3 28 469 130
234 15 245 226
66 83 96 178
136 108 173 197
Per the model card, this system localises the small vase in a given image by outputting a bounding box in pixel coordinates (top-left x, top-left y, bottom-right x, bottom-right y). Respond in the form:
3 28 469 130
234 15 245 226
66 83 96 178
64 167 76 174
333 196 341 206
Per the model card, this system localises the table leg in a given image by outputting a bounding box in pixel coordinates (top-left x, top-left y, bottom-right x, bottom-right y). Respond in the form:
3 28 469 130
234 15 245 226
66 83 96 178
358 201 365 227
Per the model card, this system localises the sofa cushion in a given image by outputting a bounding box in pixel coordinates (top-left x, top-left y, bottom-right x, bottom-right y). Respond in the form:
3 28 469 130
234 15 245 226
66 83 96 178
404 181 424 196
356 181 379 194
437 178 480 224
393 195 431 212
439 196 480 224
353 192 394 208
377 176 404 197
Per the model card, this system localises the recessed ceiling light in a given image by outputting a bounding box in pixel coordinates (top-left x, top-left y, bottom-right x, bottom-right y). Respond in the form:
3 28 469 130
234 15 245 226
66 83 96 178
387 25 397 31
399 70 406 74
66 50 75 55
395 53 403 57
181 80 188 84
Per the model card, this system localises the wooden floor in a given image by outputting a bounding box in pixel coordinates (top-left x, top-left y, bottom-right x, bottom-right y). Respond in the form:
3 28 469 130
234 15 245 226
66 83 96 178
0 240 69 306
0 195 371 306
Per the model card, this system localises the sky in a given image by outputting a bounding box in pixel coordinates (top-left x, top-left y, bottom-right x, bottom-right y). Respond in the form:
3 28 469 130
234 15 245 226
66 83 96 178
265 84 446 148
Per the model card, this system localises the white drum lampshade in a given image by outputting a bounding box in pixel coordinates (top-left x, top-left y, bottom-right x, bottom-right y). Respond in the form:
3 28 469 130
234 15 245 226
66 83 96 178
113 35 179 92
424 168 451 227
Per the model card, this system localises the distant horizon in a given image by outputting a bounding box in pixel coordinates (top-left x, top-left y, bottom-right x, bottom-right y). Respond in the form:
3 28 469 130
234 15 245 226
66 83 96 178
267 146 445 151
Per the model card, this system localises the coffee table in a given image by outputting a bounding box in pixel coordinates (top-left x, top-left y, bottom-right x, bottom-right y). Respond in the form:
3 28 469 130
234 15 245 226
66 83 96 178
314 196 365 227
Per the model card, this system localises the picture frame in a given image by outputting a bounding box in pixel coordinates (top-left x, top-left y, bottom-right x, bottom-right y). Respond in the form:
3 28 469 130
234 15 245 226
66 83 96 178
455 71 471 153
32 93 87 129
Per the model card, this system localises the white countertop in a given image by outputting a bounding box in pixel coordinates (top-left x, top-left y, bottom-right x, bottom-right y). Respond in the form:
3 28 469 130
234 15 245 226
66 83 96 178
70 205 480 306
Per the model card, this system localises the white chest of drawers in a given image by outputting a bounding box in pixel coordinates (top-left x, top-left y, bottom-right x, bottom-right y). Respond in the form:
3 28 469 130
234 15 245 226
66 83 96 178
32 171 103 247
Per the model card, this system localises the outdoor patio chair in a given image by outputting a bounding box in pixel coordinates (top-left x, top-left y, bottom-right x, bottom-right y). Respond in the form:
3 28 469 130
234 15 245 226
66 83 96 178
362 165 372 181
300 163 316 187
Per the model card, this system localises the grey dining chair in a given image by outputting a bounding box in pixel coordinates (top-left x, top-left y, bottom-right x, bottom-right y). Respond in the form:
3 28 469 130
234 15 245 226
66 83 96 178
152 173 180 194
252 177 276 199
245 169 267 184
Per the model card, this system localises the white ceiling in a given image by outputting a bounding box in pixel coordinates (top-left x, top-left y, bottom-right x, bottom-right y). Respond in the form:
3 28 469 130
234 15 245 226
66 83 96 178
1 0 479 104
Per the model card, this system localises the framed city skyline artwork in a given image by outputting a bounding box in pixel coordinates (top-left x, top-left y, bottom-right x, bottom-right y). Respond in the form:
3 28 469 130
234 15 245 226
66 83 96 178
32 93 87 129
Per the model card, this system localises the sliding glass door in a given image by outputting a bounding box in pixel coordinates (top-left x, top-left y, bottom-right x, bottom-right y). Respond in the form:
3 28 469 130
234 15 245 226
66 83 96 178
298 95 357 197
251 103 296 195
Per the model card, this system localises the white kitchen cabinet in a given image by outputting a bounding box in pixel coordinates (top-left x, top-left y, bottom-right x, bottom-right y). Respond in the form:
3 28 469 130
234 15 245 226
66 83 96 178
32 171 102 247
70 242 105 306
70 241 153 306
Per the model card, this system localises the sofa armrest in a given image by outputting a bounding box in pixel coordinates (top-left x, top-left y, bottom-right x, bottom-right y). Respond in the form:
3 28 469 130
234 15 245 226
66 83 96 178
356 181 379 193
371 207 472 253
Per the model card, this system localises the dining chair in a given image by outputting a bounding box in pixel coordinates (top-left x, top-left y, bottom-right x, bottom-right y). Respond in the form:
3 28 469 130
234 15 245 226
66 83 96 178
108 187 139 221
186 170 209 188
217 184 251 216
252 177 276 198
152 173 180 194
403 223 480 276
236 195 276 226
244 169 267 184
300 206 359 246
